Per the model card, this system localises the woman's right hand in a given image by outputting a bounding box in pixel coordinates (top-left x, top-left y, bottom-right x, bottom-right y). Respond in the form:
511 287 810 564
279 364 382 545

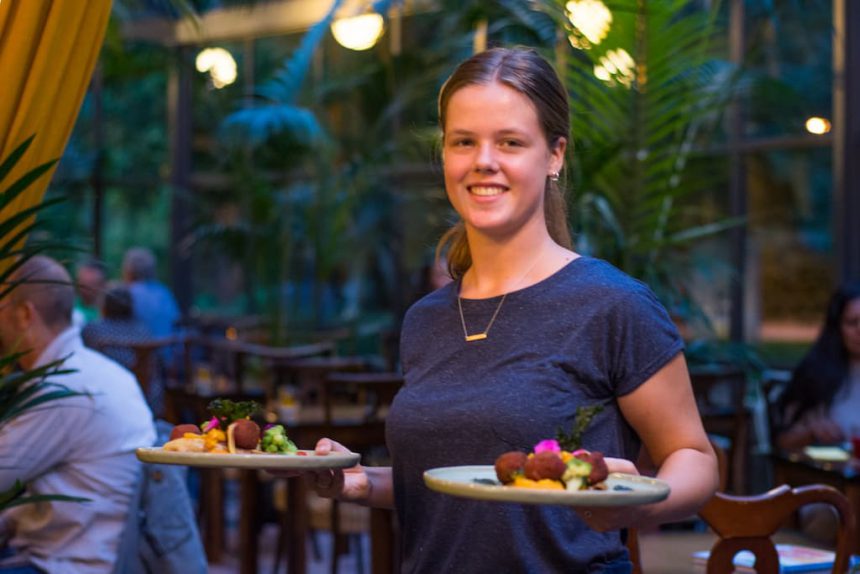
801 409 845 445
301 438 372 504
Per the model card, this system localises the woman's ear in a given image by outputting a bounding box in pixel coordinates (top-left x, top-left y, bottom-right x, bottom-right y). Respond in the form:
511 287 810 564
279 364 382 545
550 137 567 175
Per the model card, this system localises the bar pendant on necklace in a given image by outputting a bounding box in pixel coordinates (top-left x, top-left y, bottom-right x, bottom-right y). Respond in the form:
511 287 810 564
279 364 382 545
464 333 488 342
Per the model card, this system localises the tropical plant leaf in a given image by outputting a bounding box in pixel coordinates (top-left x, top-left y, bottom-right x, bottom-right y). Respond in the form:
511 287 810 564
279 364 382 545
0 481 88 510
542 0 741 333
0 136 86 512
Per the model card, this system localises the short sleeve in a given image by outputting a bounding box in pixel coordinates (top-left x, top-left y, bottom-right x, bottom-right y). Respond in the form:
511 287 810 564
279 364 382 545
606 281 684 396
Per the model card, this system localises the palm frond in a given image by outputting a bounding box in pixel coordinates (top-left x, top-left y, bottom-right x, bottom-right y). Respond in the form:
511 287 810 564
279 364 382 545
0 136 86 511
543 0 741 331
0 481 88 511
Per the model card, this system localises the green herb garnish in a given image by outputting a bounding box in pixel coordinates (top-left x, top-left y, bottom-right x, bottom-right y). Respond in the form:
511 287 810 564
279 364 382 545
207 399 260 429
556 404 604 451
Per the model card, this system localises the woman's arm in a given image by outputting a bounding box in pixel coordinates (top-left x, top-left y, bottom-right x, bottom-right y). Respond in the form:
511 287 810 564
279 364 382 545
616 353 719 528
307 439 395 509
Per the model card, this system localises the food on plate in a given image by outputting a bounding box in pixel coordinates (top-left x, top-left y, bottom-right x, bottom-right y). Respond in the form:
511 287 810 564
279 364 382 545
493 404 610 491
259 424 298 454
494 441 609 491
494 451 529 484
162 399 298 455
170 423 202 441
230 418 262 450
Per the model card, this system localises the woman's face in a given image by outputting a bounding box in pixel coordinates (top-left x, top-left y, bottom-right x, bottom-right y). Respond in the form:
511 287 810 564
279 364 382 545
841 297 860 359
442 82 565 241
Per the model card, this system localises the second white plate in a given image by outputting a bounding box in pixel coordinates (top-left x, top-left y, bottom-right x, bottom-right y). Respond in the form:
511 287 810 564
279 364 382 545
423 466 669 507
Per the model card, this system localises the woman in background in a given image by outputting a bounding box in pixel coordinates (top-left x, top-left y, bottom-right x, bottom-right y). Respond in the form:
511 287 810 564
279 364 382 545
775 282 860 450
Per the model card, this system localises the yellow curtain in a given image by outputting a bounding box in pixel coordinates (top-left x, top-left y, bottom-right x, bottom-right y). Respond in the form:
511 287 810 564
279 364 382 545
0 0 113 253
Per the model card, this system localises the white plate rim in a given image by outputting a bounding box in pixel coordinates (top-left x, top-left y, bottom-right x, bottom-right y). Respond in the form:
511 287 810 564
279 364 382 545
422 465 670 507
136 447 360 469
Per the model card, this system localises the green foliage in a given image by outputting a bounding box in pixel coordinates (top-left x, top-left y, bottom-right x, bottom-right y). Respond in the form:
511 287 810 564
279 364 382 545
190 0 563 339
206 398 259 428
0 136 87 511
545 0 742 334
556 404 604 451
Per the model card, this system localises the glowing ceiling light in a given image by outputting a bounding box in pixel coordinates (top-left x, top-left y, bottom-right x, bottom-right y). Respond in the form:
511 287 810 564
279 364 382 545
566 0 612 50
593 48 635 88
805 116 831 135
195 47 237 89
331 12 384 51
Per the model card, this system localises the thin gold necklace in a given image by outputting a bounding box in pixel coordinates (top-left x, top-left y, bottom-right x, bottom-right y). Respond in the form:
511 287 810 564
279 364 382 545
457 256 542 342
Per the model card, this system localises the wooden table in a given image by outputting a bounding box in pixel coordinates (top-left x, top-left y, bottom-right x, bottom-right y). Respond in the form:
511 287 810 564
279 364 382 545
771 449 860 553
238 407 394 574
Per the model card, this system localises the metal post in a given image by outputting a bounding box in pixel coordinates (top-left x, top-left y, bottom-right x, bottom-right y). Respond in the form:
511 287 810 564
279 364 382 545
833 0 860 283
167 46 193 313
728 0 747 341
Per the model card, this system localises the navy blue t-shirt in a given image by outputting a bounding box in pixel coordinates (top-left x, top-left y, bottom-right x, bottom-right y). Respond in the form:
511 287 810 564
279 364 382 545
386 256 684 573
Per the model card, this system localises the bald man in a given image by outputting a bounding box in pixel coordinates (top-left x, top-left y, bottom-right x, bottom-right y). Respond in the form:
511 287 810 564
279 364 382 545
0 256 155 574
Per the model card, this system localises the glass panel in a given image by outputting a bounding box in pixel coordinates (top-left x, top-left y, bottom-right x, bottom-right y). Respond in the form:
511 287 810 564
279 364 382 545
744 1 832 139
748 147 834 345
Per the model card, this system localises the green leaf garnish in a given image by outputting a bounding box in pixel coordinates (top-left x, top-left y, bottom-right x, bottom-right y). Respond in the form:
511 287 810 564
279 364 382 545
556 404 604 452
207 399 259 429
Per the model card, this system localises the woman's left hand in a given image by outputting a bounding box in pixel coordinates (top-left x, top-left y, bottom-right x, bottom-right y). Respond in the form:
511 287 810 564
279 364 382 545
575 457 646 531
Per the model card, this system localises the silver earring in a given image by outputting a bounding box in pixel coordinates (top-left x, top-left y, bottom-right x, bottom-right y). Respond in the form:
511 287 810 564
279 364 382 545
549 172 560 182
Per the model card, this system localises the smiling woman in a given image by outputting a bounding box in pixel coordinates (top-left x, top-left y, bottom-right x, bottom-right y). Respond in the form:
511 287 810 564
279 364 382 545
283 46 718 574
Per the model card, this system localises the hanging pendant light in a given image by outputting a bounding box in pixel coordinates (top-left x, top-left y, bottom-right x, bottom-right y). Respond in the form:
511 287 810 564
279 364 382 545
331 2 384 51
195 47 237 89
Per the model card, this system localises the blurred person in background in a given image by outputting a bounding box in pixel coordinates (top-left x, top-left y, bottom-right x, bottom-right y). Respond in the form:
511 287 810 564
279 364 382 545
774 282 860 450
0 256 155 574
121 247 181 380
82 283 164 415
121 247 180 341
72 257 107 327
773 282 860 544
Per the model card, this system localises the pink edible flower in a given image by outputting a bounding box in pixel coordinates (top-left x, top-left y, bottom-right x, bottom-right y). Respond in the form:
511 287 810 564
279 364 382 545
202 416 220 432
534 439 561 454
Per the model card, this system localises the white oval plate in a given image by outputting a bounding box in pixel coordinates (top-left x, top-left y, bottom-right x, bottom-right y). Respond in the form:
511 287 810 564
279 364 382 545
136 447 360 470
423 466 669 507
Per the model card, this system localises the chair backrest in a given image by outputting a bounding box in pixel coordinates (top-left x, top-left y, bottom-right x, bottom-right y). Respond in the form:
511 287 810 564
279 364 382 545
698 484 856 574
322 371 404 424
627 438 729 574
690 365 750 493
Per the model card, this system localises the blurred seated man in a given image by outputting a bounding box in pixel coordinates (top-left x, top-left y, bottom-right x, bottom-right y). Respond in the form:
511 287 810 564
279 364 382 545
72 257 107 327
0 256 156 574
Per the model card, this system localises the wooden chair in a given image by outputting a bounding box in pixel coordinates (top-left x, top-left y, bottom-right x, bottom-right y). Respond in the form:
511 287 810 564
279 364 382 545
690 365 751 493
628 438 730 574
698 484 856 574
271 373 402 574
322 371 404 424
321 372 402 574
89 335 180 394
161 387 266 563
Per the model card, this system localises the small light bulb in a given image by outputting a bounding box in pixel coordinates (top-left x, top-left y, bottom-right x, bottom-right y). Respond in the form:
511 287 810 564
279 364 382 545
805 117 831 135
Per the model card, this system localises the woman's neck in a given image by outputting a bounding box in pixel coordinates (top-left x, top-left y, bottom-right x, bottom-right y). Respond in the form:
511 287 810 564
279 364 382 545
461 231 575 298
